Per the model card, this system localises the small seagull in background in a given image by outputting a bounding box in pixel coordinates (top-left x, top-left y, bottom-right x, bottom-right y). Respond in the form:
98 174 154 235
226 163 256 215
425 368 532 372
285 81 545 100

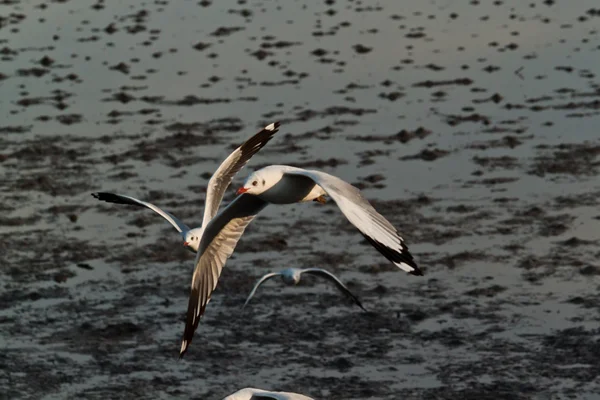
243 267 366 311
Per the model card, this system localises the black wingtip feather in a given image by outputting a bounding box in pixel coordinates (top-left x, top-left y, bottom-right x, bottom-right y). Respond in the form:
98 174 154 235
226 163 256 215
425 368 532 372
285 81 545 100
91 192 140 206
342 284 366 311
409 267 424 276
361 234 423 276
341 286 366 311
179 289 198 358
238 122 280 159
354 297 367 312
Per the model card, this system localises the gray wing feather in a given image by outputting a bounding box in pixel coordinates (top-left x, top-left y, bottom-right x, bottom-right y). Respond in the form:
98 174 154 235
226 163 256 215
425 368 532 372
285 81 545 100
243 272 283 308
302 268 366 311
180 194 269 357
283 170 422 276
91 192 190 237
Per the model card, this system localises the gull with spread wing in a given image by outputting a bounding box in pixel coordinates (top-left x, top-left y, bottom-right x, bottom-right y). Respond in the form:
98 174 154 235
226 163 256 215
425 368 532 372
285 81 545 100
179 164 420 357
243 267 366 311
91 122 280 252
237 165 421 275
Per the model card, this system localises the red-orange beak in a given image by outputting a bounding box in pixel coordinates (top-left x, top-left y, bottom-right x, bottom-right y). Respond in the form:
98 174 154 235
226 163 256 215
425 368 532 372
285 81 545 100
183 241 189 247
236 187 249 195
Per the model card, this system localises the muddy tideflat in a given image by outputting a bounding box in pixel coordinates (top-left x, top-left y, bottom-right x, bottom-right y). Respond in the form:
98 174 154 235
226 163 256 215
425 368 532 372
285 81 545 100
1 0 599 399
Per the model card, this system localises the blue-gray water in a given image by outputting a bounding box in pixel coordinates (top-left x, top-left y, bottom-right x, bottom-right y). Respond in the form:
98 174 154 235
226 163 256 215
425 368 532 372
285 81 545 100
1 1 599 399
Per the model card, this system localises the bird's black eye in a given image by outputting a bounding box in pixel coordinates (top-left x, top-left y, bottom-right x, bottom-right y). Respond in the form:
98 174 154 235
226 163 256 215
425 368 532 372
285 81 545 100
262 179 265 185
252 180 258 186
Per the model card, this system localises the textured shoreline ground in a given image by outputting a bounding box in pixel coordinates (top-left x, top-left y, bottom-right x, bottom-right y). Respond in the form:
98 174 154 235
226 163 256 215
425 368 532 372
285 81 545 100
1 0 600 399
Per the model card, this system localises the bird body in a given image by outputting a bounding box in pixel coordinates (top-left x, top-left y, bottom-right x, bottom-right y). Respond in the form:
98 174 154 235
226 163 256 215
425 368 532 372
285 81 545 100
237 165 325 203
243 267 365 311
279 268 302 285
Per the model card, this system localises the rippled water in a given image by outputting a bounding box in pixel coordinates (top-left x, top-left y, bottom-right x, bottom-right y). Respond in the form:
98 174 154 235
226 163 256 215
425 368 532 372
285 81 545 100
1 0 599 399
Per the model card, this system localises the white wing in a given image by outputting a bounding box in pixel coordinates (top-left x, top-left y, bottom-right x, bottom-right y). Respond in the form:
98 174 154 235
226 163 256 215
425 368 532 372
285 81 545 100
180 194 269 358
91 192 190 237
243 272 283 308
283 170 422 275
202 122 280 228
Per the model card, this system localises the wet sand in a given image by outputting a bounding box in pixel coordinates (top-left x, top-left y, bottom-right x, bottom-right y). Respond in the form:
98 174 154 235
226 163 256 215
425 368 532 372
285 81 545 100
1 0 599 399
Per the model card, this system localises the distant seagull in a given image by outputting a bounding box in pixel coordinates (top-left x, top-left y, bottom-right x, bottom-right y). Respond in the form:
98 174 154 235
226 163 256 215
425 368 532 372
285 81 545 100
243 267 366 311
179 165 420 357
91 122 280 252
222 387 314 400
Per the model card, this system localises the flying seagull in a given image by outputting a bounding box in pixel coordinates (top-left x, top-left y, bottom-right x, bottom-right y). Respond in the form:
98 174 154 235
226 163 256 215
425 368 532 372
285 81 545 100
237 165 421 275
243 267 366 311
91 122 280 252
179 164 420 357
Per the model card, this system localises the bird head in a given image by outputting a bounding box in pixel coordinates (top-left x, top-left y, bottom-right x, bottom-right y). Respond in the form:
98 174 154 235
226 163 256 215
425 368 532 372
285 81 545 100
236 167 280 195
183 229 202 252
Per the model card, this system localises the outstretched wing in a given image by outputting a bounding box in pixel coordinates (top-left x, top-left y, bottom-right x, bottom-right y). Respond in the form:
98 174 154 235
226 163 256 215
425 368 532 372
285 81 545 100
283 170 422 276
92 192 190 237
302 268 366 311
243 272 283 308
202 122 280 228
180 194 269 358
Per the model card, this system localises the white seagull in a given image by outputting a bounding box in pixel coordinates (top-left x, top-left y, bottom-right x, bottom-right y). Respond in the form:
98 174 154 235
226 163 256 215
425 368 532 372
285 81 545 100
243 267 366 311
179 164 420 357
222 387 315 400
91 122 281 252
237 165 421 275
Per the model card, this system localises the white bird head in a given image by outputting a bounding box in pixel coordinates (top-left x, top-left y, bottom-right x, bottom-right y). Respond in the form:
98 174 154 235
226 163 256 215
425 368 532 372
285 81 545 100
183 227 203 252
236 166 282 196
281 268 302 285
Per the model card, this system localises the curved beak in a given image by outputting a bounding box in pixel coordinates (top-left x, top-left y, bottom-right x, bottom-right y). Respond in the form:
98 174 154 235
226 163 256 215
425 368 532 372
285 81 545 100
236 187 249 195
183 241 189 247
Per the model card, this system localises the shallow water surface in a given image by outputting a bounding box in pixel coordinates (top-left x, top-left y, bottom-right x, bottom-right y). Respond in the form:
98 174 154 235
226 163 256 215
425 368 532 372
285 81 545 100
1 0 599 399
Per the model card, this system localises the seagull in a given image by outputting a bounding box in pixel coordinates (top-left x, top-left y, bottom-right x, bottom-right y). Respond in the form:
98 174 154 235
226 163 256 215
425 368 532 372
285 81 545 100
91 122 280 252
237 165 421 275
243 267 366 311
222 387 315 400
179 165 420 357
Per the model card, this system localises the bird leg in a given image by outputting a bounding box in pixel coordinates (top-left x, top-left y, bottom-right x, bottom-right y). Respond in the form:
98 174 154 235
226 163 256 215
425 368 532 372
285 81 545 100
313 195 327 204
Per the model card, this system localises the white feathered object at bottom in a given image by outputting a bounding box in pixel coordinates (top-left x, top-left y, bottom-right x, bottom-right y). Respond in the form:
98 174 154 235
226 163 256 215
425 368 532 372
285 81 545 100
222 387 315 400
